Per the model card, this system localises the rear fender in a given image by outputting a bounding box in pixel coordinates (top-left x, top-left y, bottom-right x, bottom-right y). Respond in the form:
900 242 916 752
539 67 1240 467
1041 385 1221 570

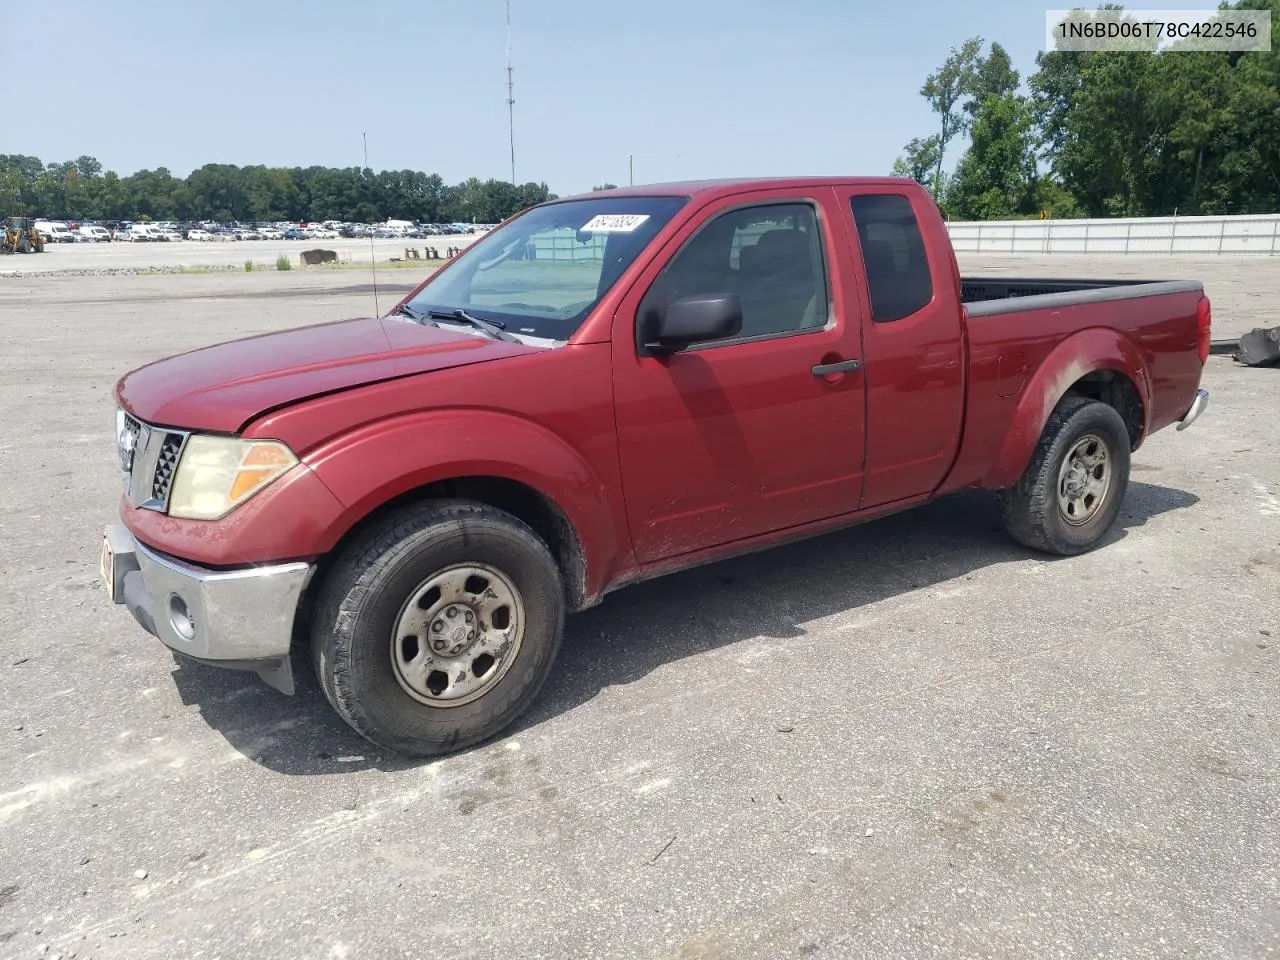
304 410 623 600
982 327 1150 489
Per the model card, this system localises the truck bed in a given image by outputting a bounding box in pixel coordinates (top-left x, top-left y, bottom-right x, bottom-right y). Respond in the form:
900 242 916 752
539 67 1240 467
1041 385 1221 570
940 274 1207 493
961 276 1184 305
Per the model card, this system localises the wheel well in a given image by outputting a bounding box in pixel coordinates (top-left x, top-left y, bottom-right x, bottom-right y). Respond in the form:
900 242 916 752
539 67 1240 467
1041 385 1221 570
304 476 590 624
1063 370 1144 449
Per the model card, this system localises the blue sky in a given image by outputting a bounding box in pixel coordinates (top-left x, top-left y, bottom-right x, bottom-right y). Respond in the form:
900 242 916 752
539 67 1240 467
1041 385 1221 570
1 0 1220 196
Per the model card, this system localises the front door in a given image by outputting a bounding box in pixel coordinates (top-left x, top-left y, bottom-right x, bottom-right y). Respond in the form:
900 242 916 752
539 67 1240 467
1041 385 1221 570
612 191 868 564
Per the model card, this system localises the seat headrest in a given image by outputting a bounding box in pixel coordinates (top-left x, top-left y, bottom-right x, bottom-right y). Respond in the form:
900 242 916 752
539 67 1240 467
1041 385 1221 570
679 216 737 275
752 229 812 276
862 236 899 277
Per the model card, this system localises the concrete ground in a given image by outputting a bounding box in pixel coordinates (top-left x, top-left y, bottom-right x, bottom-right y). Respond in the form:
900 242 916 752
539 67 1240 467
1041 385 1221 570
0 235 480 275
0 256 1276 960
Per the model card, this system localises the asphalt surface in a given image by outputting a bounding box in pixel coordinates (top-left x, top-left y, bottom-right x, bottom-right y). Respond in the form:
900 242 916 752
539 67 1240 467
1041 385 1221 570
0 258 1277 960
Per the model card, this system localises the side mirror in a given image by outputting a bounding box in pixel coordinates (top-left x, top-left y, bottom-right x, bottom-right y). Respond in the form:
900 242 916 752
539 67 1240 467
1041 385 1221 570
644 292 743 355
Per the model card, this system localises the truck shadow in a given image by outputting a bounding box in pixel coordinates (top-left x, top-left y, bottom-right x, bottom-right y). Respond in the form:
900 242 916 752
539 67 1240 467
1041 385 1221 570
523 481 1198 731
169 481 1197 774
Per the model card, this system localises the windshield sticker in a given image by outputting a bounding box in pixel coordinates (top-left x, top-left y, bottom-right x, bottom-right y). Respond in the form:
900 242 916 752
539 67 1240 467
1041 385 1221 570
580 214 650 233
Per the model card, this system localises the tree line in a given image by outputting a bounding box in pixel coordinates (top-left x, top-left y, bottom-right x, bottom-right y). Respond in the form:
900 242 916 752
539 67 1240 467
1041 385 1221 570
893 0 1280 220
0 156 557 224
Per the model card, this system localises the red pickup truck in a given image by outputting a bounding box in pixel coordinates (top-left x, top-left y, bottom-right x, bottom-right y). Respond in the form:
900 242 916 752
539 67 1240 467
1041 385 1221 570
102 177 1211 757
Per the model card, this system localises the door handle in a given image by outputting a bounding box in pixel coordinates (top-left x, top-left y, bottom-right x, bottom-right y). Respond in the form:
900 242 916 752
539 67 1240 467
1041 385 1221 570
811 358 861 377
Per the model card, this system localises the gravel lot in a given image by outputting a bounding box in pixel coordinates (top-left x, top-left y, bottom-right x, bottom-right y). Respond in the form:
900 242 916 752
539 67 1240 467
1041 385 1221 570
0 256 1277 960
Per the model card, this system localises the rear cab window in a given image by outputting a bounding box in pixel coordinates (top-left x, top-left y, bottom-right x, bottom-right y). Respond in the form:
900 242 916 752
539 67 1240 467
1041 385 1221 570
849 194 934 322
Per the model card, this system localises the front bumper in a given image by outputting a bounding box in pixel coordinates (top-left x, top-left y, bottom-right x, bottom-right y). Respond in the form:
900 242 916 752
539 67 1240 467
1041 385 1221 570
102 524 313 694
1176 387 1210 431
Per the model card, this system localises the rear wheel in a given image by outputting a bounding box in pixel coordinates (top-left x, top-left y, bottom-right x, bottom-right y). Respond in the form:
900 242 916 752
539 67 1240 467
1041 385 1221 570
1001 395 1131 556
311 500 565 757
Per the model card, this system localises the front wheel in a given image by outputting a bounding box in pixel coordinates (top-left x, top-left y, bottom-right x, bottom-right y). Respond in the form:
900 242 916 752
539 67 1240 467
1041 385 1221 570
1001 395 1132 556
311 500 565 757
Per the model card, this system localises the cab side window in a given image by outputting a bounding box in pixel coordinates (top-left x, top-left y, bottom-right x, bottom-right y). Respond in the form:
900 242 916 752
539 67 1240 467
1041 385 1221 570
655 202 830 341
850 194 934 322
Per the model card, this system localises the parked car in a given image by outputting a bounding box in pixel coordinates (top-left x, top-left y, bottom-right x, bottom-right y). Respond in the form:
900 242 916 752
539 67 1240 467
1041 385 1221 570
34 221 76 243
79 225 112 242
123 224 164 242
101 176 1212 758
187 229 211 241
283 227 309 240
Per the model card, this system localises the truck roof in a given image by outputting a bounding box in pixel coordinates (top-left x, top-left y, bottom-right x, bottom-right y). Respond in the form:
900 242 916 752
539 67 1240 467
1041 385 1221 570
555 176 921 203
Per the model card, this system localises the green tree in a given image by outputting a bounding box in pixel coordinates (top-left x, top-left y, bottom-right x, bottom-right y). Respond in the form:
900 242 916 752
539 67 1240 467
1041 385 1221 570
966 42 1019 120
890 136 943 191
0 156 545 224
1031 6 1166 216
515 181 556 211
946 93 1039 220
921 36 984 198
74 155 103 179
97 171 129 219
1031 176 1085 218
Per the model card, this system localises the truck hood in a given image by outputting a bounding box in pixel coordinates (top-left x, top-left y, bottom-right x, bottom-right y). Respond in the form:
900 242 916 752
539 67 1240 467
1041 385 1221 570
116 316 539 433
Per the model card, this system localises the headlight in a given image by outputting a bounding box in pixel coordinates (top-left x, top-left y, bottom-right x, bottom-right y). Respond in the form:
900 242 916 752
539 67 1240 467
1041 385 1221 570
167 436 298 520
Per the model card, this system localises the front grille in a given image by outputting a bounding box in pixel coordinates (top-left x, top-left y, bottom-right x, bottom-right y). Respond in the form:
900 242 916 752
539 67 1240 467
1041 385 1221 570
118 410 188 512
151 433 185 504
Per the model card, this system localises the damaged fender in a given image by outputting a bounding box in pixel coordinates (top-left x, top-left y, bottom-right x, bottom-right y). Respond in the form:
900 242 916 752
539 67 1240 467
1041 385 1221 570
981 327 1151 490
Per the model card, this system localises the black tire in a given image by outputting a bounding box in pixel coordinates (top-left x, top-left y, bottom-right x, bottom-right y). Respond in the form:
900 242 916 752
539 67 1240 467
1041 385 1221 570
1001 394 1132 556
311 499 565 757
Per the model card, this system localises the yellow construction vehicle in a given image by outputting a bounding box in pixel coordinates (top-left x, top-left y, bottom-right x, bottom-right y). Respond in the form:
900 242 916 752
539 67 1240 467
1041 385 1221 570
1 217 45 254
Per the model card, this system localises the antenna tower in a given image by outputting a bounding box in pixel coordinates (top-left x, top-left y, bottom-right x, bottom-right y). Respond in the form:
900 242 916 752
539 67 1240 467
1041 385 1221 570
506 0 516 185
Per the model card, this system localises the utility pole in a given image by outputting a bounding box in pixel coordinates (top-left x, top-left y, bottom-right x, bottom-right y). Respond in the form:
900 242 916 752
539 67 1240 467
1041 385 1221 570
629 154 634 186
506 0 516 186
363 130 379 317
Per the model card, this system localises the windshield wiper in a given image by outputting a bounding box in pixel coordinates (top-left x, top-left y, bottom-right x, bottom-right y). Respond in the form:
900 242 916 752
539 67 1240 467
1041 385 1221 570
389 302 428 323
425 308 521 343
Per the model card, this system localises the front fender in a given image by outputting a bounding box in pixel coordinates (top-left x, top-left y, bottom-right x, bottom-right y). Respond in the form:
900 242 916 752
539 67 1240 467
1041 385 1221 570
303 409 624 598
982 327 1151 489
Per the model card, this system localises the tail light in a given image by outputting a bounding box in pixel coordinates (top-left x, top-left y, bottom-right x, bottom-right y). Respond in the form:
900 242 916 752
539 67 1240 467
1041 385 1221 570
1196 296 1212 365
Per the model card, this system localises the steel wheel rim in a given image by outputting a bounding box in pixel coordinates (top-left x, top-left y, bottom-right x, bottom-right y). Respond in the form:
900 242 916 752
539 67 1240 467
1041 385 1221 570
1057 433 1112 526
390 563 525 707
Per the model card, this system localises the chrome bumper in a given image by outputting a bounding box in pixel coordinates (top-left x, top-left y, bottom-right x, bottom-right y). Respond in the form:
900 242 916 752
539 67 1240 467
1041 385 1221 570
103 524 313 694
1176 387 1210 431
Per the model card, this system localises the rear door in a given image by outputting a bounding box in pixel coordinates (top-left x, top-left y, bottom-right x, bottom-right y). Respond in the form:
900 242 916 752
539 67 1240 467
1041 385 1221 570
611 188 868 564
830 185 965 508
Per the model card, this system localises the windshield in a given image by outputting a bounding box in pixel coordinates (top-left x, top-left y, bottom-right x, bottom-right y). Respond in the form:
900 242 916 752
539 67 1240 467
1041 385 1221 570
401 194 689 342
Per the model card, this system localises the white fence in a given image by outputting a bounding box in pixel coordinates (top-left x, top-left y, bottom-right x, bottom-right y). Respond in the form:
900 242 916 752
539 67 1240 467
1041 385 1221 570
946 213 1280 255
